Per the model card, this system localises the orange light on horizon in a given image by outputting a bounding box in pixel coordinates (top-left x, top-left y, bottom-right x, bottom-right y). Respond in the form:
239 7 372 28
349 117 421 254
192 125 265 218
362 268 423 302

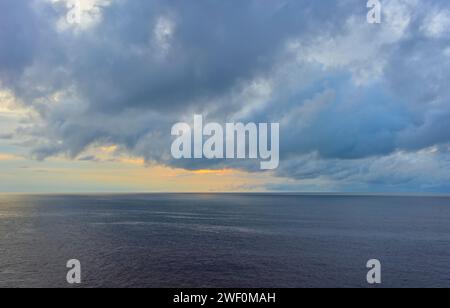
193 169 235 175
0 153 21 161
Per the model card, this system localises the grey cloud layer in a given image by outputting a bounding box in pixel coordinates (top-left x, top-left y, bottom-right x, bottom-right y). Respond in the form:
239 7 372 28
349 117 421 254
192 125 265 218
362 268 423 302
1 0 450 191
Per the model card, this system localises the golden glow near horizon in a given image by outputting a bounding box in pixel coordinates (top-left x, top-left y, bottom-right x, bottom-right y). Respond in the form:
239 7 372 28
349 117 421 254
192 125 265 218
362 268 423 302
0 160 274 193
0 145 276 193
70 149 274 192
86 165 272 192
76 145 271 191
0 153 21 161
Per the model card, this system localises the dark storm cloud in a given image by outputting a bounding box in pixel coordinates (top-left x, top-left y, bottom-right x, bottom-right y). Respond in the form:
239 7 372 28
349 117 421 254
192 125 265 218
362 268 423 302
62 0 355 114
0 0 38 79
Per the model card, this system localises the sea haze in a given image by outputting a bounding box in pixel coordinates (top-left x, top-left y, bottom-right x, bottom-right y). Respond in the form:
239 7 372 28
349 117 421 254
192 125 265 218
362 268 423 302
0 194 450 288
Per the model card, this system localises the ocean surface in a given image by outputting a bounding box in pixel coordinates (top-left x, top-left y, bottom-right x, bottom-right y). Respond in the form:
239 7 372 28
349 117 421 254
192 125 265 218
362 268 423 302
0 194 450 288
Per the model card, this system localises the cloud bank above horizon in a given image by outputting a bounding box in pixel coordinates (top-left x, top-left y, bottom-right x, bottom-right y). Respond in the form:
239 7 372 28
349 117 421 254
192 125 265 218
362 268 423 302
1 0 450 193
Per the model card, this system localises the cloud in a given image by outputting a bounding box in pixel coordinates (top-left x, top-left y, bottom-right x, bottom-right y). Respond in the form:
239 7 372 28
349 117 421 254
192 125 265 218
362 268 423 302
1 0 450 192
0 0 38 79
274 146 450 192
0 134 13 140
421 9 450 38
78 155 99 162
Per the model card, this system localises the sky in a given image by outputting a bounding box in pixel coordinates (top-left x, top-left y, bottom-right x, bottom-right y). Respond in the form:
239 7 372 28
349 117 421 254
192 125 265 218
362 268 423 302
1 0 450 193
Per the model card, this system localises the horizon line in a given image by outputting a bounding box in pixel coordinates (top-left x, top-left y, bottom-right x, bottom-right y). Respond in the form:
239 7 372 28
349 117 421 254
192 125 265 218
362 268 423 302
1 192 450 197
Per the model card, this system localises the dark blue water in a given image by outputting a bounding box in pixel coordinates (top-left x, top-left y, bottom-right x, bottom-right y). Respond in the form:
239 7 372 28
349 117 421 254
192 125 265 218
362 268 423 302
1 194 450 288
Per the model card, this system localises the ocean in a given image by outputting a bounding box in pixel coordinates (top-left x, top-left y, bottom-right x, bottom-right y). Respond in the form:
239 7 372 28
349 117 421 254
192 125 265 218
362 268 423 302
0 194 450 288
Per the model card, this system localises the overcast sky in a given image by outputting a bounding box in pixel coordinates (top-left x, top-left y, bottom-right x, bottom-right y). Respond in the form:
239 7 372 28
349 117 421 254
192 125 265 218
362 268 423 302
1 0 450 193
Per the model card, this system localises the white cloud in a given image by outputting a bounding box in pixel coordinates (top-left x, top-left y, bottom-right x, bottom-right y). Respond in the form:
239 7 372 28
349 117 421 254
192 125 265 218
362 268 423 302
422 10 450 38
0 90 32 118
153 16 176 56
285 0 420 86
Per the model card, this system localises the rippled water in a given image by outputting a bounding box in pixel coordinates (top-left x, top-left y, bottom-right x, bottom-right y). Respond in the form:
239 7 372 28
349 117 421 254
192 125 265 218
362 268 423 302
1 194 450 288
